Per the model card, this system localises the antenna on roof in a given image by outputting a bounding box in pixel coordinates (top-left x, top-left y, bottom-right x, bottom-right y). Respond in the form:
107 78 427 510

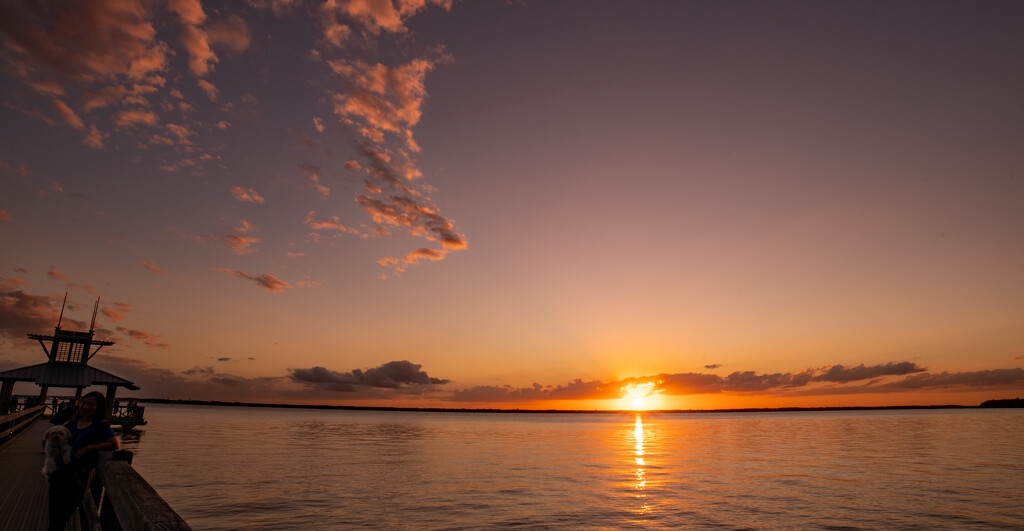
57 292 68 329
90 297 100 332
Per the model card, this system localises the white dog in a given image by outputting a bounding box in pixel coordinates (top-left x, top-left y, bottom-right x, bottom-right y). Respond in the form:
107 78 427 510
42 425 72 475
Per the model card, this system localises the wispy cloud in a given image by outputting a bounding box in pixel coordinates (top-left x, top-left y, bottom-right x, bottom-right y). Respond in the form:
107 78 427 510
116 326 169 348
298 163 331 197
166 0 216 76
230 185 265 204
3 0 467 280
207 14 251 55
140 260 169 275
197 79 219 101
101 307 125 321
50 99 83 129
308 6 466 276
0 209 12 221
0 276 61 340
303 210 364 236
83 126 108 149
47 268 70 281
211 268 289 293
114 108 159 128
224 234 260 254
183 221 261 255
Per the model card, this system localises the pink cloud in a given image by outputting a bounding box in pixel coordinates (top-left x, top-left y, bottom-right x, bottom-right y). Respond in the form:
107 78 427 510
165 123 195 144
230 185 265 204
378 247 447 275
322 0 451 35
0 210 11 221
116 325 170 348
0 277 62 341
207 14 251 55
82 86 130 112
303 173 330 197
50 99 84 129
101 307 125 321
210 268 290 293
0 0 165 83
47 268 70 281
165 0 205 26
224 234 260 255
356 193 466 249
28 79 66 97
230 219 254 233
303 211 363 235
197 79 219 101
83 126 108 149
113 108 159 127
165 0 217 76
140 260 169 275
180 25 217 76
319 55 466 275
330 58 438 151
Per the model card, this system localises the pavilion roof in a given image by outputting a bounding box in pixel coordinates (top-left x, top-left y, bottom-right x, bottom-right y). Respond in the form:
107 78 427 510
0 362 139 390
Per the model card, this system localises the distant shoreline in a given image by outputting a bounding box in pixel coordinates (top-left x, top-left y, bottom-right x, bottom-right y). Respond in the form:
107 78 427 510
131 397 1021 414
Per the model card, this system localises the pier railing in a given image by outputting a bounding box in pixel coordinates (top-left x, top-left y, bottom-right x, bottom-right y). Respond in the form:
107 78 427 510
0 405 44 449
76 451 192 531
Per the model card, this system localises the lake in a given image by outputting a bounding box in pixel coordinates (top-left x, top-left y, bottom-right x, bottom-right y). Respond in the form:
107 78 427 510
121 405 1024 529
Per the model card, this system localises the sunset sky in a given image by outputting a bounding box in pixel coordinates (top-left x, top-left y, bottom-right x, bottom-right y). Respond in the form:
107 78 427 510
2 0 1023 410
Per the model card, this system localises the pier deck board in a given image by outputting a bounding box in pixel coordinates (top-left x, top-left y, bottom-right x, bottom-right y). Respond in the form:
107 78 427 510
0 419 50 531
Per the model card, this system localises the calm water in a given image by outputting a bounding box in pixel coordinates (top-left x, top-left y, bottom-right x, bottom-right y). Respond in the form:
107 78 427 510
121 405 1024 530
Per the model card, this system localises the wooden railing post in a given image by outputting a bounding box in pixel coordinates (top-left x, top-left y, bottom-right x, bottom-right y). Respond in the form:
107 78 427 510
92 451 193 530
0 405 45 449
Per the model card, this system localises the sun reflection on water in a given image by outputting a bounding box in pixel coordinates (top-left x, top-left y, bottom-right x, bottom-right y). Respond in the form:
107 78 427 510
633 414 650 515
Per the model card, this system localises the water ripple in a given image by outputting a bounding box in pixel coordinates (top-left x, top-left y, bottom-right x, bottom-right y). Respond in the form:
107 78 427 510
123 406 1024 530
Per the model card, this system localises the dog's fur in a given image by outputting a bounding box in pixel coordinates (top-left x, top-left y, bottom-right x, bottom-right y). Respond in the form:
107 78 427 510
42 425 72 475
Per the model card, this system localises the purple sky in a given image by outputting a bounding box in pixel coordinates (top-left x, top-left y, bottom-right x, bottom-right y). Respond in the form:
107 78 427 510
1 0 1022 409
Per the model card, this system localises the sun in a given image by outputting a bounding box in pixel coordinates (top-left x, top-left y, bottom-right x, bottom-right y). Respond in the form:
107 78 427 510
621 381 659 411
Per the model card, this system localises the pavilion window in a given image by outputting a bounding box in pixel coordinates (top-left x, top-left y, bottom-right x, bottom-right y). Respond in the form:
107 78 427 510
70 343 85 362
54 342 70 362
53 342 85 362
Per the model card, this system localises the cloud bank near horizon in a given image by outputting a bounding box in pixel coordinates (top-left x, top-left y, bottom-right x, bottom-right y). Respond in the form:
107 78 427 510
11 348 1016 406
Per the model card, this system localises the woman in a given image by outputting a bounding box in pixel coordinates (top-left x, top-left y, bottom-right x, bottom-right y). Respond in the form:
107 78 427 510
46 391 120 531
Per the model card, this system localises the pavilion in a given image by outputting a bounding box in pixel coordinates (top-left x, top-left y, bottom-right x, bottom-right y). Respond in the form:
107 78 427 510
0 298 139 417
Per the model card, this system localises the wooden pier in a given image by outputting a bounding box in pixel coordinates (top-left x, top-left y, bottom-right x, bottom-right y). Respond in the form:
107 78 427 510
0 411 190 530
